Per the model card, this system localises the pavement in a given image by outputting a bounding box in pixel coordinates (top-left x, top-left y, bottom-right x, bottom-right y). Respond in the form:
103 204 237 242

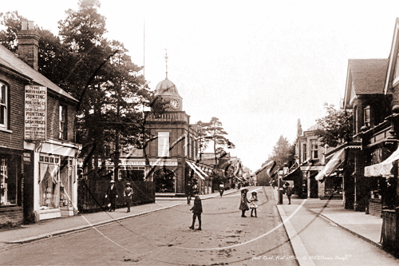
273 188 399 266
0 188 237 248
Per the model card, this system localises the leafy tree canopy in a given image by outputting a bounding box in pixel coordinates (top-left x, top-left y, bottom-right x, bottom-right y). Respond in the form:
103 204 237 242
0 1 165 179
267 135 295 171
313 103 352 147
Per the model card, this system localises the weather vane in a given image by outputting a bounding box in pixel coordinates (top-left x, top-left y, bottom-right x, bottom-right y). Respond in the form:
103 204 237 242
165 48 168 78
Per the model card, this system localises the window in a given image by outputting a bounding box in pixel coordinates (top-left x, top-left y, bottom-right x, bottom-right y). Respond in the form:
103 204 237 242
354 106 358 134
0 82 8 128
59 105 67 140
0 158 17 206
158 132 169 157
302 144 307 162
311 139 318 159
364 105 370 127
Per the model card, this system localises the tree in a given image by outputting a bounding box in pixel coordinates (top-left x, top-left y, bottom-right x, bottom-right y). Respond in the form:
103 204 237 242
0 11 26 53
196 117 235 167
268 135 295 171
313 103 353 147
0 1 165 180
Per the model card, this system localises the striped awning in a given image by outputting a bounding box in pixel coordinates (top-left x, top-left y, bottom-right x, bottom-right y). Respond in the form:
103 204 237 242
365 147 399 177
315 148 346 181
186 161 205 180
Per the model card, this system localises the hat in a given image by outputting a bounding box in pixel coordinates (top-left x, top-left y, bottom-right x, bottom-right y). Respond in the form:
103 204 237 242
126 182 131 186
240 187 248 192
110 180 115 183
251 190 257 194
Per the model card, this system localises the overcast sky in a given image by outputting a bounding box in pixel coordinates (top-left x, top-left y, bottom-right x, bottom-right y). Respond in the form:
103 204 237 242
2 0 399 171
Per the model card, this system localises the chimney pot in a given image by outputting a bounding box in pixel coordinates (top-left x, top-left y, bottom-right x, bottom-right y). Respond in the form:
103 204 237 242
17 20 40 70
21 20 28 30
28 21 34 30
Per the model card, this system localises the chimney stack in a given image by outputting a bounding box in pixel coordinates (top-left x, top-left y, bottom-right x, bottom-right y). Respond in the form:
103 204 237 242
17 20 40 71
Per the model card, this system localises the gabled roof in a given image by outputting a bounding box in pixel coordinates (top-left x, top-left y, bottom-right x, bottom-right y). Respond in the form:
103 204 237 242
0 44 78 103
343 59 388 109
384 18 399 94
349 59 387 94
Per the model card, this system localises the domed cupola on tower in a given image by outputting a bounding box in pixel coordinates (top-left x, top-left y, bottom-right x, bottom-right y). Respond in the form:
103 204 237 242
155 78 183 111
154 50 183 111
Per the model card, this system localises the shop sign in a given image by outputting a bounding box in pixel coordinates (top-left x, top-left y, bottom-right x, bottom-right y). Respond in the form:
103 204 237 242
23 152 31 162
25 85 47 141
150 160 178 166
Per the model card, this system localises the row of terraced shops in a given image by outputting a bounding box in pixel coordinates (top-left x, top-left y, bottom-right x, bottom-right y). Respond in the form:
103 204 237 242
298 18 399 252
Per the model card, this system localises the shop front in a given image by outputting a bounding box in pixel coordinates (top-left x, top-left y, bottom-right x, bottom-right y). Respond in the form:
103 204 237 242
25 141 80 221
364 144 399 250
0 148 23 226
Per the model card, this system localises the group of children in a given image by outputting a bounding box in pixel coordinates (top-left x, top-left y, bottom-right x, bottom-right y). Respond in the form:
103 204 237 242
239 188 258 217
189 188 260 230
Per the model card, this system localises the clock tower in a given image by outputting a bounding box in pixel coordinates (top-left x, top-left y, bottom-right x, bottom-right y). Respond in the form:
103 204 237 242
154 78 183 111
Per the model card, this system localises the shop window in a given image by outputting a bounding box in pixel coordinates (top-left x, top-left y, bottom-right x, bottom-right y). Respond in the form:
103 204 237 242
59 105 67 140
60 157 74 208
364 105 371 127
0 158 17 206
39 155 60 209
311 140 318 159
0 82 9 129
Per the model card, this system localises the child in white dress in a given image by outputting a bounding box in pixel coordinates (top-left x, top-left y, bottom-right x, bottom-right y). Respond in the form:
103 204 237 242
249 191 258 217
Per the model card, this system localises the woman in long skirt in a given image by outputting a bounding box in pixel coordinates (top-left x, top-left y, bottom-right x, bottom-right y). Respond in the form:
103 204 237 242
239 188 249 217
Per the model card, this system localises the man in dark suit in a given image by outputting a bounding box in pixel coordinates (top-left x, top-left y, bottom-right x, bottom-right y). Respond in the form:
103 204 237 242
105 180 118 211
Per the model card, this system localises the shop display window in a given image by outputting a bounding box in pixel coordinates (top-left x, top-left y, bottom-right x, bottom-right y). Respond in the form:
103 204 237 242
60 157 74 207
0 158 17 206
39 155 60 209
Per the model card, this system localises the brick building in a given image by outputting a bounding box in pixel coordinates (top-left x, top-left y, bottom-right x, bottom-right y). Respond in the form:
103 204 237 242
0 21 80 226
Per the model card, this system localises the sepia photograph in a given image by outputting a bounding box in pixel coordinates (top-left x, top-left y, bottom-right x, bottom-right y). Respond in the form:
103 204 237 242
1 0 399 265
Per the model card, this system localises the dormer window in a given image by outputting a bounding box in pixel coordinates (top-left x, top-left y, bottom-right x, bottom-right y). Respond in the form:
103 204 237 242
364 105 371 127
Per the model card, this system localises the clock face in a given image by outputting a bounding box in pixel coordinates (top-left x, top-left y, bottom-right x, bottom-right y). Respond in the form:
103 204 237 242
170 99 179 109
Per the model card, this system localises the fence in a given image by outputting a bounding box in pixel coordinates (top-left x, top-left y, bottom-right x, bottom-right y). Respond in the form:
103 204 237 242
78 178 155 213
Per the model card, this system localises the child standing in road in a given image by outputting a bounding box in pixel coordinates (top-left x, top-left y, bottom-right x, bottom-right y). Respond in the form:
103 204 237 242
189 192 202 230
249 191 258 217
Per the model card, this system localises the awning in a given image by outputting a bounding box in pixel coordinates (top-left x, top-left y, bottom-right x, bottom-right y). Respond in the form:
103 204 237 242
191 162 209 178
283 166 301 180
315 148 346 181
364 147 399 177
186 161 205 180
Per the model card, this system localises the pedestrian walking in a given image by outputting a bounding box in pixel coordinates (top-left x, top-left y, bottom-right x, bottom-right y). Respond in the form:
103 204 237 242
105 180 118 211
239 187 250 217
189 192 202 230
124 182 133 212
219 183 224 197
185 181 193 205
249 190 258 217
284 182 292 204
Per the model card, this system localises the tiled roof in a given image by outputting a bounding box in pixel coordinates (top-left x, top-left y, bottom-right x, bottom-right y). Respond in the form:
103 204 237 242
306 123 322 131
0 45 78 102
349 59 388 95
